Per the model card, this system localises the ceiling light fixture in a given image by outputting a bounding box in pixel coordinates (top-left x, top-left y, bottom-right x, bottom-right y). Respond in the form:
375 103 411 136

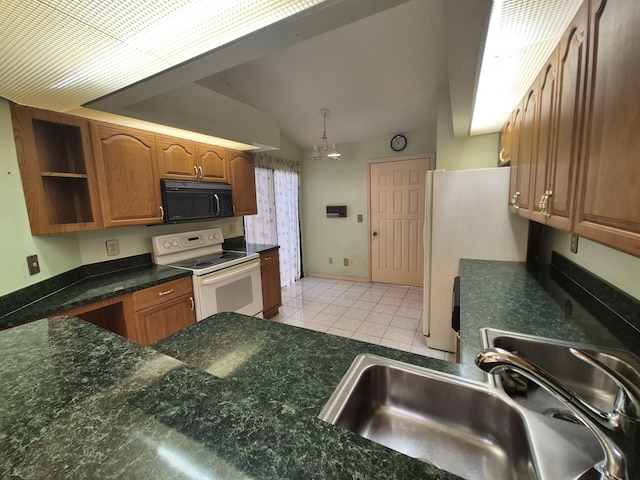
311 108 341 160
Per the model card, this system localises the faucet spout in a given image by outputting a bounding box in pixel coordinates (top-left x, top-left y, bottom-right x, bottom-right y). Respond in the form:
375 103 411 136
475 347 640 480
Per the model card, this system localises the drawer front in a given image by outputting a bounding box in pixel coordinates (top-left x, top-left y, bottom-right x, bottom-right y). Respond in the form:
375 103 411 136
259 250 279 267
132 277 193 311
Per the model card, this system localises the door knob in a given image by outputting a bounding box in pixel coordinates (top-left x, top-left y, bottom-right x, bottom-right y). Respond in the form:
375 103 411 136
372 231 378 237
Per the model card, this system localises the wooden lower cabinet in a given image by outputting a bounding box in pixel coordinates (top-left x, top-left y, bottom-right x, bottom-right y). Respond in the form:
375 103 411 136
130 277 196 346
260 249 282 319
56 277 195 346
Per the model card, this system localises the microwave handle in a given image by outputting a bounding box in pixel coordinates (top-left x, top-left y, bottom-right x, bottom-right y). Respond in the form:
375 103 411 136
213 193 220 216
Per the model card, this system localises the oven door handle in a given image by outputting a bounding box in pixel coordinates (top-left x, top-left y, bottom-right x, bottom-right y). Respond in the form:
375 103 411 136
199 259 259 285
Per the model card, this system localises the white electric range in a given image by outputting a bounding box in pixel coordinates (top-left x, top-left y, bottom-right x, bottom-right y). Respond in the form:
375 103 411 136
152 228 263 321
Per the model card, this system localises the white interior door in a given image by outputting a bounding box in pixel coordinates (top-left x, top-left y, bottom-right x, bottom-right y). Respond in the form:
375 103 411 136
369 156 433 286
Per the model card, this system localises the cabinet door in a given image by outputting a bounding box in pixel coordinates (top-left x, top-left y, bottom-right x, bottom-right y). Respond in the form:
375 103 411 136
530 54 559 225
508 105 525 214
11 104 103 234
197 144 227 182
226 149 257 215
574 0 640 256
514 84 538 218
260 250 282 319
135 294 196 346
157 135 198 181
92 123 164 227
547 4 588 232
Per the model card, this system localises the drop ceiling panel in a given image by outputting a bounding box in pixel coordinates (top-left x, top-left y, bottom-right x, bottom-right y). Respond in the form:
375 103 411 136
0 0 325 111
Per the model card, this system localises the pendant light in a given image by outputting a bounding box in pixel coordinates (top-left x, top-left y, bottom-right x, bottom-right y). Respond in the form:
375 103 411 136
311 108 341 160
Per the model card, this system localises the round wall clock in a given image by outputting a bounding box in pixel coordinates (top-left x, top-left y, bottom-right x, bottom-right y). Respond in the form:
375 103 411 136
390 134 407 152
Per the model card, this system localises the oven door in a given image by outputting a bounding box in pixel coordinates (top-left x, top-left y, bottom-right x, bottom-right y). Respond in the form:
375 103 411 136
193 258 263 321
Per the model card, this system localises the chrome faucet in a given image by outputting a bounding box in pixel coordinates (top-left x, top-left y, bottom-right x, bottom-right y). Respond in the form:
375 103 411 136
475 347 640 480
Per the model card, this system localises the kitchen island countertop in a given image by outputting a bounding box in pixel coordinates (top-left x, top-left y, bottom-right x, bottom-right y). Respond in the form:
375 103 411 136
0 314 459 479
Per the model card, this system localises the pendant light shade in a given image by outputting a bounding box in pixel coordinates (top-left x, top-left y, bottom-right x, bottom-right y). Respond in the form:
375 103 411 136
311 144 324 160
310 108 341 160
327 143 341 158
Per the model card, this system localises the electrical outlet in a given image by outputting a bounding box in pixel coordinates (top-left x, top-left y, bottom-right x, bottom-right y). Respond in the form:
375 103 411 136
349 259 354 266
106 239 120 256
357 214 363 223
343 258 349 267
27 255 40 275
328 257 333 264
229 223 237 234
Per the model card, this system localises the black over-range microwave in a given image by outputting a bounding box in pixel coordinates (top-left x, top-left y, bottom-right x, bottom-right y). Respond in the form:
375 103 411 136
161 179 234 223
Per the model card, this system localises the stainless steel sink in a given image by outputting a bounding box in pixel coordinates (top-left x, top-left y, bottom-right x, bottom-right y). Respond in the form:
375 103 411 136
319 354 601 480
481 328 640 416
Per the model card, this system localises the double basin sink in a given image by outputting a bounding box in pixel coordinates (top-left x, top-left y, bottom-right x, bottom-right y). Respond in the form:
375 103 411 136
318 329 640 479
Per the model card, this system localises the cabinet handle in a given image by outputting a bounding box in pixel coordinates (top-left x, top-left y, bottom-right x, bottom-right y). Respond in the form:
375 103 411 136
159 205 164 220
264 256 271 261
158 288 174 296
193 165 198 178
198 165 203 179
538 193 548 213
189 296 194 311
510 191 520 210
543 190 553 218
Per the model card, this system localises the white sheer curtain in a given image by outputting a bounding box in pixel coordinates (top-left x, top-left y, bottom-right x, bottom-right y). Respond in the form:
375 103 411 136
244 154 301 288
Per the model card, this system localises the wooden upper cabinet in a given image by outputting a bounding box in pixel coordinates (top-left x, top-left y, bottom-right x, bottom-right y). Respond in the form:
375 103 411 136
509 85 537 218
530 53 559 225
10 104 103 234
197 144 227 182
226 149 257 216
574 0 640 256
157 135 198 181
518 85 538 218
91 123 164 227
545 3 588 232
157 135 227 182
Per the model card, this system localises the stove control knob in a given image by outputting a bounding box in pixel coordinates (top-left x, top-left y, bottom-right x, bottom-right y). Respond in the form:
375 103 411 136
172 240 179 247
207 234 215 240
163 241 171 249
214 233 221 240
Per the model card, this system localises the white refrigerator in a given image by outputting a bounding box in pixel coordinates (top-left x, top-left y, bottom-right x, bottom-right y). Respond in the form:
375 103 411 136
423 167 529 352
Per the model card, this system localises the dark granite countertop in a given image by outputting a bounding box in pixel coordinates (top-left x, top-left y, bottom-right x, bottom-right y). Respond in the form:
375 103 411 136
0 261 190 331
222 237 279 255
458 259 640 381
3 258 638 479
0 315 460 480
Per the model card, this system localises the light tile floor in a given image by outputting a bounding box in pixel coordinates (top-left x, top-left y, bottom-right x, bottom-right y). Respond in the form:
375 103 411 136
267 276 456 362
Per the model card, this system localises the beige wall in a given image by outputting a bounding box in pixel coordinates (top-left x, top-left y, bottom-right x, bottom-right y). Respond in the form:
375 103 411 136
300 128 437 280
299 86 502 280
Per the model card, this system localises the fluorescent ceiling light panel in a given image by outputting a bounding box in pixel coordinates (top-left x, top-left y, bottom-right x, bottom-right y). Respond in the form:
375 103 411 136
0 0 324 111
470 0 583 135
